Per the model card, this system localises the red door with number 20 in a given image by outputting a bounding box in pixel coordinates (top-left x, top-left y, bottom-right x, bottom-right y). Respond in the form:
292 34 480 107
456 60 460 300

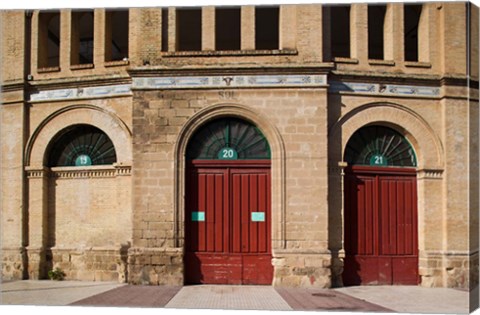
185 160 273 285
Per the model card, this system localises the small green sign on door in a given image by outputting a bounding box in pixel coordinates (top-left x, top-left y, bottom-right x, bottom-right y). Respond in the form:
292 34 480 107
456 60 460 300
251 212 265 222
192 212 205 221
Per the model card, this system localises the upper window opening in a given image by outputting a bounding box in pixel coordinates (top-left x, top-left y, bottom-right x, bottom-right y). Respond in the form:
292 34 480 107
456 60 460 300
161 8 169 52
105 9 129 62
368 5 386 60
187 118 271 160
255 6 279 50
330 5 351 58
71 10 94 65
177 8 202 51
404 4 422 62
215 7 241 51
48 125 117 167
38 11 60 68
344 125 417 167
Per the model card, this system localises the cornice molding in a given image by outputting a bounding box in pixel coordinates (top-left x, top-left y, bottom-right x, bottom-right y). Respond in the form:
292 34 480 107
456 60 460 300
27 74 132 90
128 63 334 77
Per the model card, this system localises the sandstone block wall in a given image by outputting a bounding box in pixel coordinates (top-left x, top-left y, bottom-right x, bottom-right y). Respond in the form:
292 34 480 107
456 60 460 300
0 3 478 289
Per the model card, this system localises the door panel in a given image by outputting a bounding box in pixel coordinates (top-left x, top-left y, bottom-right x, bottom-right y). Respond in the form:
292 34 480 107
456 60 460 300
186 169 228 253
344 174 375 256
231 170 271 254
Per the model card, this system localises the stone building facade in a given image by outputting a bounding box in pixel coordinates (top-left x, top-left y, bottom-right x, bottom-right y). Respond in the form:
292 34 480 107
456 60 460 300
1 2 478 289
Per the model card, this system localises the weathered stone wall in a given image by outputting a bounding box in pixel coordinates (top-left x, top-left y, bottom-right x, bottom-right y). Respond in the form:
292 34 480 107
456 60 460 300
129 87 330 286
48 174 132 249
1 104 27 280
49 247 129 282
1 3 478 289
127 248 183 285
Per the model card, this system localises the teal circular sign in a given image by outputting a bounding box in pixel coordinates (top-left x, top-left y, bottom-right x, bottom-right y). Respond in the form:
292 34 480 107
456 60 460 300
369 154 388 166
218 147 238 160
75 154 92 166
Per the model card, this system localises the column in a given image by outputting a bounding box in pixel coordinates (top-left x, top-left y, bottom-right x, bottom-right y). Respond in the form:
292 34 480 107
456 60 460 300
94 9 106 66
241 6 255 50
350 4 368 62
279 5 296 50
26 167 49 279
202 7 215 50
60 10 72 70
384 3 403 62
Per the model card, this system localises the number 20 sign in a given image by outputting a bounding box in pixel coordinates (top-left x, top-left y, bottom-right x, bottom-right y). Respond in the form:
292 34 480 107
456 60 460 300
218 147 238 160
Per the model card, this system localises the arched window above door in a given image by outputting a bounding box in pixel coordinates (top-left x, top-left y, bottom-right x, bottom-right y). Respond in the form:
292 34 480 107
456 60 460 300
344 125 417 167
186 118 271 160
48 124 117 167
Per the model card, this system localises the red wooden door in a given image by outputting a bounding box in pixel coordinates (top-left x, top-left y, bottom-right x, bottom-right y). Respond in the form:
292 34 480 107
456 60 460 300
185 161 272 285
343 166 418 285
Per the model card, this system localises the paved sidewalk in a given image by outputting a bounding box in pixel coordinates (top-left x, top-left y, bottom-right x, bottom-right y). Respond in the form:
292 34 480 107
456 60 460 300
0 280 124 306
165 285 292 310
1 280 477 314
334 285 474 314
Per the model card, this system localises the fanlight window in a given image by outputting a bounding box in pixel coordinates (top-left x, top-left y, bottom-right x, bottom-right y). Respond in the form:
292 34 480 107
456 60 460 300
48 125 117 167
344 125 417 167
187 118 271 160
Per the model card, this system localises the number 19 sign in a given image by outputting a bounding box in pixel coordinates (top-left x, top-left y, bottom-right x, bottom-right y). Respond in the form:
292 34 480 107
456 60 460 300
218 147 238 160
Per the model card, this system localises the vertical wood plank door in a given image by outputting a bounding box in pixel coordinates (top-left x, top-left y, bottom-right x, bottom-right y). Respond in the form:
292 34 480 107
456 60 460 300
185 163 272 285
343 167 418 286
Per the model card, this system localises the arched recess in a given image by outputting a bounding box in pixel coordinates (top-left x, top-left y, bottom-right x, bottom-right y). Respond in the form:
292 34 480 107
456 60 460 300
26 104 132 168
24 104 133 280
328 102 445 287
174 103 286 251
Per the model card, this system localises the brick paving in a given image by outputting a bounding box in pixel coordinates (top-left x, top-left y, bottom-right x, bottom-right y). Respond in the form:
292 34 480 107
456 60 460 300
275 287 392 312
69 284 391 312
70 285 182 308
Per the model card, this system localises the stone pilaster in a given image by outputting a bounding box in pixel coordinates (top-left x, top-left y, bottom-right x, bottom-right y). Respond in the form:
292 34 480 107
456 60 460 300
25 167 49 279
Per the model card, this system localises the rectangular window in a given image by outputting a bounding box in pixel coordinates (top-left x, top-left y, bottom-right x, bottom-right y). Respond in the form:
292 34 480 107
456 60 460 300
71 10 94 65
404 4 422 62
161 8 169 52
368 5 386 60
38 10 60 68
330 5 351 58
215 7 241 51
255 6 279 50
176 8 202 51
105 9 129 62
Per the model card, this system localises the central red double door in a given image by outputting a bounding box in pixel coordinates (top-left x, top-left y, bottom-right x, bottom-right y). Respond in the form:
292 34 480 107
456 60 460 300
185 160 273 285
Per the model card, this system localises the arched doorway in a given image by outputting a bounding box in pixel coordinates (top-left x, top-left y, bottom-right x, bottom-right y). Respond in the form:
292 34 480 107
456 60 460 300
343 125 419 285
184 117 273 285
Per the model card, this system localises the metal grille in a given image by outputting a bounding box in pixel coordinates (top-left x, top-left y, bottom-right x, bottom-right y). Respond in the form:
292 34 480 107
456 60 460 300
344 125 417 167
187 118 271 160
48 124 117 167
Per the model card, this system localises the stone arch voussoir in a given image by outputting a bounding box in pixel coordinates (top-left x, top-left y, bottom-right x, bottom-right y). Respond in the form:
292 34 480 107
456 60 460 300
329 102 444 170
26 104 132 168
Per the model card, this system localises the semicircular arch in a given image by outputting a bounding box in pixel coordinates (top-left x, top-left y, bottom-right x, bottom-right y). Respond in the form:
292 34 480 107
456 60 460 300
329 102 444 170
26 104 132 167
